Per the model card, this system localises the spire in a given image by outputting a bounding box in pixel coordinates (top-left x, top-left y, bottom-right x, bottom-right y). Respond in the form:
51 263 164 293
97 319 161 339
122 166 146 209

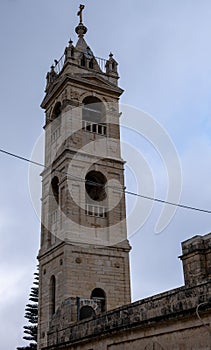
75 4 87 38
106 52 119 76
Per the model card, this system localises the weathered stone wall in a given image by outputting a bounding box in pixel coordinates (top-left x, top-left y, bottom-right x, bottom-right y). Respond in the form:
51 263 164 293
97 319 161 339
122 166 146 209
44 280 211 350
180 233 211 286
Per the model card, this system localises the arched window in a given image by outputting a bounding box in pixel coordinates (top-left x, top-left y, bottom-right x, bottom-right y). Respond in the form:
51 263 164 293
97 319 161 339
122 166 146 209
49 275 56 317
82 96 105 123
51 103 61 143
85 171 107 218
91 288 106 312
51 102 61 120
79 305 95 321
82 96 106 135
51 176 59 204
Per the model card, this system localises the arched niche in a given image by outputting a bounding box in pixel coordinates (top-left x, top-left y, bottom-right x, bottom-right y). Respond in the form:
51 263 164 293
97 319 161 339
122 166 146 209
49 275 56 317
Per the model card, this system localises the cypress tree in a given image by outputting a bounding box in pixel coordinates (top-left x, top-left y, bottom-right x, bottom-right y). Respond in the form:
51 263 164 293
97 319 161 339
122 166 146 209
17 270 39 350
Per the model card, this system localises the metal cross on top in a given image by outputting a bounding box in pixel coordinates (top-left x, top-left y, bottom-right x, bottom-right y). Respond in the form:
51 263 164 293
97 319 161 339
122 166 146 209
77 4 85 23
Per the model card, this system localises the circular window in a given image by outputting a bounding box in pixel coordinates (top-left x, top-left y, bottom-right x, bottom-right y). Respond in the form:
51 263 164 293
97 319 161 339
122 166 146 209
85 171 107 201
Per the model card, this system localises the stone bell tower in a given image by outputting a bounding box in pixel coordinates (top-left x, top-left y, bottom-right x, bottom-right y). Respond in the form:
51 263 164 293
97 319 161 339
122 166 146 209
38 5 131 349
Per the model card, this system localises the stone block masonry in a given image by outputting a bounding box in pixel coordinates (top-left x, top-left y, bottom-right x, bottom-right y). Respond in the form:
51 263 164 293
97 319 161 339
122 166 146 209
43 280 211 349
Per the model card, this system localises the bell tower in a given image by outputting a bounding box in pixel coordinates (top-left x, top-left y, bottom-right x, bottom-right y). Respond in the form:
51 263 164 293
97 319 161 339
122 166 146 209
38 5 131 349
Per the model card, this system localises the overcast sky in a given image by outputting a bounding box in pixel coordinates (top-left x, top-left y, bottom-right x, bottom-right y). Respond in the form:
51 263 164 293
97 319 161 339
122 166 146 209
1 1 211 349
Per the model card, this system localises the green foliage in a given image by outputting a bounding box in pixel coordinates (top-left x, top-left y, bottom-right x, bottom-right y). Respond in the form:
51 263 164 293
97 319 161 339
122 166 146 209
17 269 39 350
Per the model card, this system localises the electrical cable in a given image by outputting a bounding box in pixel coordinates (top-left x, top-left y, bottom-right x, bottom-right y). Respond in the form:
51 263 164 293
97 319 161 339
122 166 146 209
1 147 211 214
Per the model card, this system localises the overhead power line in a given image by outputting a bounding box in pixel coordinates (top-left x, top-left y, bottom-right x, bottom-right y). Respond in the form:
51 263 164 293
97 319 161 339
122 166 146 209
1 147 211 214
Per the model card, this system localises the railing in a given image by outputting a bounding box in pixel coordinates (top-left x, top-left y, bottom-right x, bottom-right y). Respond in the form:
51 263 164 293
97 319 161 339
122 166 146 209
82 120 107 136
85 204 107 218
53 53 107 74
54 54 65 74
95 57 107 73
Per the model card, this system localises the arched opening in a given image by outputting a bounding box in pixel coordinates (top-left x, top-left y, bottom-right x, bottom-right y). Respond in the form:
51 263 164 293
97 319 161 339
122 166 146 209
51 176 59 204
81 54 86 67
52 102 61 120
51 103 61 143
85 171 107 202
91 288 106 312
83 96 105 123
82 96 106 135
112 61 116 71
89 59 94 69
71 47 74 58
79 305 95 321
49 275 56 317
85 171 107 218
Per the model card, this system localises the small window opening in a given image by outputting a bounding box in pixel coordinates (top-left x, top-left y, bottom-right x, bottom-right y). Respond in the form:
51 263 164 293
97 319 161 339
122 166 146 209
50 275 56 316
91 288 106 312
51 177 59 204
52 102 62 120
86 123 91 132
98 125 102 134
92 124 97 133
89 59 94 69
81 54 86 67
80 305 95 320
